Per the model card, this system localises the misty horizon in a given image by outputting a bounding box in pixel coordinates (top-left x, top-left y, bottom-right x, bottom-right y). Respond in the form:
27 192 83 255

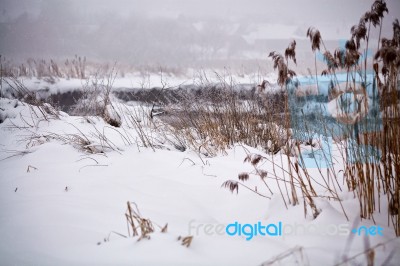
1 0 399 72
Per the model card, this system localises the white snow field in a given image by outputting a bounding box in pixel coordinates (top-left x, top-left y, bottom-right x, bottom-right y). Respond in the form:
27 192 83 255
0 70 278 95
0 89 399 266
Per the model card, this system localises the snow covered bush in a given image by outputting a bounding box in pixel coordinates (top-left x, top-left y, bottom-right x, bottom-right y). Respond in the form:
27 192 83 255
72 68 121 127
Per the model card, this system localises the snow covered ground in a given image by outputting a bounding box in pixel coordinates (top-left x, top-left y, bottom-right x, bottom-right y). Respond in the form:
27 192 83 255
0 86 399 265
1 70 278 95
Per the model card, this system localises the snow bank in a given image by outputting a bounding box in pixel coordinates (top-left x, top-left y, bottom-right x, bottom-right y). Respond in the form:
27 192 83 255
0 98 399 265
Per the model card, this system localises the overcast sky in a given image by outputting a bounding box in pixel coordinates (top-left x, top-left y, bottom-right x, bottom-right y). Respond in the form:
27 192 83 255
2 0 399 23
1 0 399 69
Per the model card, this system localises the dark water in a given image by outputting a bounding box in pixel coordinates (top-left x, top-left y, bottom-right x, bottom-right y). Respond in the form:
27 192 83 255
43 84 259 112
